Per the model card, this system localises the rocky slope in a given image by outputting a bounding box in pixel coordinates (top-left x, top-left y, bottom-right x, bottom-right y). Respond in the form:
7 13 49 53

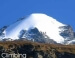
18 27 57 44
59 25 75 44
0 41 75 58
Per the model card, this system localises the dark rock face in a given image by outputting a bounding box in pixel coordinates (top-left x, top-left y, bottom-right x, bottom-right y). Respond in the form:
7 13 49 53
0 26 7 39
59 25 74 40
59 25 75 44
19 28 56 44
0 26 7 34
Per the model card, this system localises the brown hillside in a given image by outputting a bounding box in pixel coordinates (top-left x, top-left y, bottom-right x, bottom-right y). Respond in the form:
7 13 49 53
0 41 75 58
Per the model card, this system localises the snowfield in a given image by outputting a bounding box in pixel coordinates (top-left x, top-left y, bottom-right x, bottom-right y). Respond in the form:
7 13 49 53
4 13 66 43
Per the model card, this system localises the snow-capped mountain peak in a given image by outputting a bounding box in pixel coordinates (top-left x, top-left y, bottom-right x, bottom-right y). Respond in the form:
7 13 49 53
0 13 74 44
3 13 65 43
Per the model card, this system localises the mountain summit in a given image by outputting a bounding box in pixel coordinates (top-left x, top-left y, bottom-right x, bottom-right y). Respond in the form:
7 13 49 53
0 13 75 44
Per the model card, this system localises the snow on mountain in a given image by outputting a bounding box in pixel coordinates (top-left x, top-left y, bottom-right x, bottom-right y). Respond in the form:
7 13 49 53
3 13 66 43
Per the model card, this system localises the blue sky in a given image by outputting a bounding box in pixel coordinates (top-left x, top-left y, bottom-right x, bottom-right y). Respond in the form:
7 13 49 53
0 0 75 31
